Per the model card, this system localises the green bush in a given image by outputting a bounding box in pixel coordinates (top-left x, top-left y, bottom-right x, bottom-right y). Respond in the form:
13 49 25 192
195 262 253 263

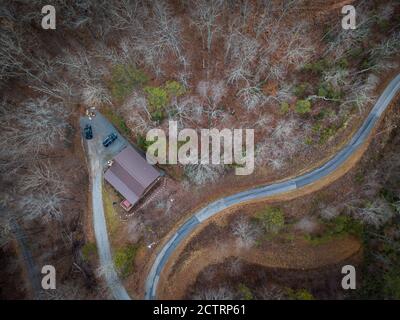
321 25 336 44
305 136 313 145
347 47 364 59
286 288 314 300
336 58 349 69
377 19 391 31
319 126 336 144
82 242 97 261
238 284 254 300
302 59 330 74
145 81 186 121
331 215 363 236
144 86 169 121
316 109 336 121
136 134 156 152
305 215 363 245
383 270 400 299
114 244 138 277
255 207 285 234
165 80 186 98
360 56 375 71
380 188 397 205
145 86 168 109
109 65 148 102
103 109 130 135
294 83 309 98
280 102 290 114
318 83 342 100
295 99 312 114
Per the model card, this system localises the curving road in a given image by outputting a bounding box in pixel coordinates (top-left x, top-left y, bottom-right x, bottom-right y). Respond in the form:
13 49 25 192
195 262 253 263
145 74 400 299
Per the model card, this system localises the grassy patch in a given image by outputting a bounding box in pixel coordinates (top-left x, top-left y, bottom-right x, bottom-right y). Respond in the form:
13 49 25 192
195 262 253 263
114 244 138 277
102 186 121 236
82 242 97 262
109 64 148 102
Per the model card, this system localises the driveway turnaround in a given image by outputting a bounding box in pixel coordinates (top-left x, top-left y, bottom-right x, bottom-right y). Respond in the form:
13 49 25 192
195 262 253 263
145 74 400 299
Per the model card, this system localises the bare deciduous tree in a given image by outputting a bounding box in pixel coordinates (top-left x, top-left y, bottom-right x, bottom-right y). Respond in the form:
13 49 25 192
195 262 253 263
18 161 67 222
256 118 309 170
0 195 12 248
39 279 86 300
190 0 224 53
82 83 111 107
231 216 258 248
258 285 284 300
341 78 377 114
192 286 234 300
323 2 374 59
283 22 314 68
169 96 204 127
0 29 52 87
197 80 226 107
346 198 394 228
237 86 265 111
225 31 260 86
0 98 70 159
196 80 227 123
120 1 184 76
184 163 225 186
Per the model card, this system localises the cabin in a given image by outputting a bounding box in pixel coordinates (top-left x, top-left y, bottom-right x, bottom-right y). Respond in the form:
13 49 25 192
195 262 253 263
104 146 160 211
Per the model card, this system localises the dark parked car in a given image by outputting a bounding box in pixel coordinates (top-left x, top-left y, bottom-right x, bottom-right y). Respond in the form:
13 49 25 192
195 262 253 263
103 133 118 147
84 124 93 140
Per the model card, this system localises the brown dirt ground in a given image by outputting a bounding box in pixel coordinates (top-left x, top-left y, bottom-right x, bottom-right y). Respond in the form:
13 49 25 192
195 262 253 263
159 234 361 299
185 251 363 300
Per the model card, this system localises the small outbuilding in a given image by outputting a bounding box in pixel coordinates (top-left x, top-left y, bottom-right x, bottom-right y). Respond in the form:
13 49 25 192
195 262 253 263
104 146 160 210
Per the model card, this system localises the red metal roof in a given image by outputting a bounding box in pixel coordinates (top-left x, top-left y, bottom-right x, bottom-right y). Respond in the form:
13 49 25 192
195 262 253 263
104 146 160 205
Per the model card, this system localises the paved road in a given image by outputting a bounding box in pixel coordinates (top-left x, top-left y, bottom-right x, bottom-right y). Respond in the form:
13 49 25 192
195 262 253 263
145 74 400 299
80 112 130 300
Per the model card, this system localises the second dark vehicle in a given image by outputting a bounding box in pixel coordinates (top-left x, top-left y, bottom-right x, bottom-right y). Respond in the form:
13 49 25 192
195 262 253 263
84 124 93 140
103 133 118 147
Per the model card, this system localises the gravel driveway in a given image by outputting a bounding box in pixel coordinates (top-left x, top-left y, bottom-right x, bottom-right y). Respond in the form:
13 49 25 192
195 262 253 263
80 112 131 300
